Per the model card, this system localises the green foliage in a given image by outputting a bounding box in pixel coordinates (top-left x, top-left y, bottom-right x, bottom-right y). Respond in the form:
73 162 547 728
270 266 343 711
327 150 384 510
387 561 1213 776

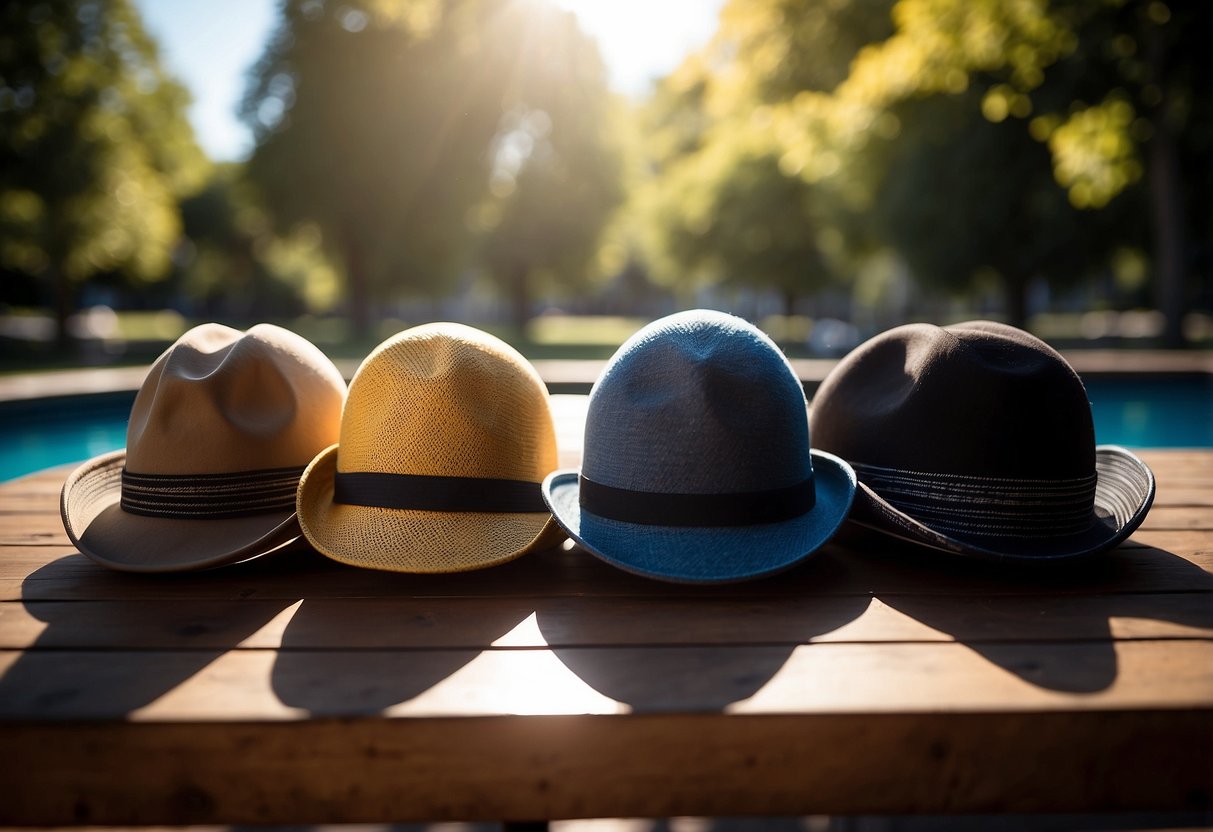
754 0 1207 332
467 2 624 324
637 0 891 307
0 0 207 345
177 165 340 318
868 90 1103 320
243 0 623 331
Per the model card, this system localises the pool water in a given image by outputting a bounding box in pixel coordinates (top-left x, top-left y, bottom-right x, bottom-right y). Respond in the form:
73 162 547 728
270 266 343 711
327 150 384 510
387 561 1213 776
1 377 1211 482
2 393 135 483
1084 377 1213 449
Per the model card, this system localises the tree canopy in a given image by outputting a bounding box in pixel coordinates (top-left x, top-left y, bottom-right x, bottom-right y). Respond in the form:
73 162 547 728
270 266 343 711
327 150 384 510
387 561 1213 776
0 0 207 348
635 0 893 311
243 0 622 333
633 0 1207 339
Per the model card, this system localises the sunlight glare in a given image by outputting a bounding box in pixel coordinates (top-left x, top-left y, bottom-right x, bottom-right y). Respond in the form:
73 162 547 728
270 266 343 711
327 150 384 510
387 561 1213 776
549 0 727 96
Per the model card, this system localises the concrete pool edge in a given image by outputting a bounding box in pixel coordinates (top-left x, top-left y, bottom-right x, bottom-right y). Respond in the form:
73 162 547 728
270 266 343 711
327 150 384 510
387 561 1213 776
2 350 1212 403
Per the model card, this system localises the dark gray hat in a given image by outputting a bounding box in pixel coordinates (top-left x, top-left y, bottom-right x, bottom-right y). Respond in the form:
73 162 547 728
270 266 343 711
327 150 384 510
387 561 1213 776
542 309 856 583
810 320 1155 561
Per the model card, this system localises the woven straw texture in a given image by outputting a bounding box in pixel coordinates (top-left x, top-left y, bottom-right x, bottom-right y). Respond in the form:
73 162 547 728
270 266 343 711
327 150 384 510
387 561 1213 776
61 323 347 572
298 322 562 573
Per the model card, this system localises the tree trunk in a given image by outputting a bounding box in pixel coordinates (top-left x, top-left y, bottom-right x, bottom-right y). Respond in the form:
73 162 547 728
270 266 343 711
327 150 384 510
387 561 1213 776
341 225 372 340
1003 274 1028 330
1145 37 1188 348
782 288 797 319
51 262 73 356
509 264 531 332
1149 130 1185 348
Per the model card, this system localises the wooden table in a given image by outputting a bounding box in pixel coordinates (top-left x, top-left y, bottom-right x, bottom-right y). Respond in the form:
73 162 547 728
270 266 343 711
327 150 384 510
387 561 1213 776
1 395 1210 825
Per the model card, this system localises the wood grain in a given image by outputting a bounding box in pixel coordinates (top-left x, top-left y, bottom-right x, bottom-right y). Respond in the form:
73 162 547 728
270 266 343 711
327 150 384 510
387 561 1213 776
0 436 1210 822
2 639 1210 721
2 591 1211 651
2 711 1209 824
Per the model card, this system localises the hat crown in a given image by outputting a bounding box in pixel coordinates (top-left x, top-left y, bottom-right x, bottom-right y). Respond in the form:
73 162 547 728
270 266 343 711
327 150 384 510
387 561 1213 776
336 323 557 482
811 321 1095 480
125 323 346 474
583 310 812 494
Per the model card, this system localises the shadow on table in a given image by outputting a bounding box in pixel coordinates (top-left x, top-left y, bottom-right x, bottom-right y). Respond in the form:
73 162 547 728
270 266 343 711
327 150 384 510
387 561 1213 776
836 526 1213 693
0 546 308 717
267 543 579 715
536 546 872 713
269 592 533 715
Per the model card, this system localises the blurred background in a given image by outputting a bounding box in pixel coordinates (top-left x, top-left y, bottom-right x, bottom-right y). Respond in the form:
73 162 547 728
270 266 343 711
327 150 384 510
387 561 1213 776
1 0 1209 366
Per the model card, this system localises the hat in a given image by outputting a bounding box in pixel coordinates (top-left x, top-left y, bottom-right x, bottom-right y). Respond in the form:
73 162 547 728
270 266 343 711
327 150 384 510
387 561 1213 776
61 323 346 572
542 309 857 584
297 322 562 573
810 320 1155 561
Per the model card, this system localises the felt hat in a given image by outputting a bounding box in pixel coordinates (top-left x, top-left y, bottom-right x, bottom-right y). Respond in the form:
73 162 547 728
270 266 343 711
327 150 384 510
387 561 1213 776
542 309 857 584
61 323 347 572
297 322 562 573
809 320 1155 561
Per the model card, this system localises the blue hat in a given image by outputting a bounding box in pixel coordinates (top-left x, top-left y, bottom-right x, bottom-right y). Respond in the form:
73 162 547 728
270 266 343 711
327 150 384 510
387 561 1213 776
542 309 857 583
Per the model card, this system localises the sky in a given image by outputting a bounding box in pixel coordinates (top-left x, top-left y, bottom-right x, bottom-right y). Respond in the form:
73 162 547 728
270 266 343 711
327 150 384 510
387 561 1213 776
134 0 727 163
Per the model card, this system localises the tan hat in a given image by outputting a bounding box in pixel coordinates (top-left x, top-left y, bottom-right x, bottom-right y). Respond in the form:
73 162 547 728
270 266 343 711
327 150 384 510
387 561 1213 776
297 322 563 573
61 323 346 572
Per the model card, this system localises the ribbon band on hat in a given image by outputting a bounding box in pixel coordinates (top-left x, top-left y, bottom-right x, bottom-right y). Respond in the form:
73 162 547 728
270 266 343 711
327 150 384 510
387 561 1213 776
578 473 816 527
120 464 308 519
333 471 548 513
851 462 1098 539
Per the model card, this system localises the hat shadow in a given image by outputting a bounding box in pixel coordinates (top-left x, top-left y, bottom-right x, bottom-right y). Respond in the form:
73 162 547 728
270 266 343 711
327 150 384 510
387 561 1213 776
535 547 872 713
269 564 540 716
835 526 1213 694
1 551 299 718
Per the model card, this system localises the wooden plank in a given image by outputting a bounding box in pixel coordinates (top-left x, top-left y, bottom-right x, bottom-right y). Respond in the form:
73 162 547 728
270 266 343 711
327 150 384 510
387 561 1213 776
1 709 1208 824
1 640 1210 721
1154 485 1213 507
2 591 1211 651
1142 507 1213 531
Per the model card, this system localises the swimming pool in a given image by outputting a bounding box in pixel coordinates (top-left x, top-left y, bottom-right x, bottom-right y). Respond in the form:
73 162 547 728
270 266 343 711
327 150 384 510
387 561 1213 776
2 377 1211 482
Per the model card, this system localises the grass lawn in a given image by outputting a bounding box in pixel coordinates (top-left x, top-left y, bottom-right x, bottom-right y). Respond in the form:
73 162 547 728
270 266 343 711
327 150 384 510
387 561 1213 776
2 309 1209 375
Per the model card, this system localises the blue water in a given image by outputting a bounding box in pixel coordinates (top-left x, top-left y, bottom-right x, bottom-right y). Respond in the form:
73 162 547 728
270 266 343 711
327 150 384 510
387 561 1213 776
1084 376 1213 449
1 393 135 483
1 378 1211 482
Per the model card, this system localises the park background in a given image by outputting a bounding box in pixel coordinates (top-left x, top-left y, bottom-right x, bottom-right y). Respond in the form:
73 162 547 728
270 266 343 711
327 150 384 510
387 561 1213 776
1 0 1209 367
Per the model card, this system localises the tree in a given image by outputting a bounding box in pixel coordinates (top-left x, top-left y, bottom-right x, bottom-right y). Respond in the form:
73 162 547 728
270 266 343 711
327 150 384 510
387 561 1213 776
778 0 1210 341
868 89 1116 326
243 0 623 334
637 0 893 311
177 165 340 320
243 0 492 336
641 132 840 316
471 3 623 328
0 0 207 350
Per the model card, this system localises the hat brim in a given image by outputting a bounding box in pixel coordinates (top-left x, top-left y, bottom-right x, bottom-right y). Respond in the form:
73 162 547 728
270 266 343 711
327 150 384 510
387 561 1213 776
542 450 857 584
848 445 1156 562
297 445 563 573
60 450 303 573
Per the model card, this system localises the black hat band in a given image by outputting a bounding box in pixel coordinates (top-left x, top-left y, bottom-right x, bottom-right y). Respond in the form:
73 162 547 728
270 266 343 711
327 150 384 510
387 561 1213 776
333 471 547 513
579 474 816 527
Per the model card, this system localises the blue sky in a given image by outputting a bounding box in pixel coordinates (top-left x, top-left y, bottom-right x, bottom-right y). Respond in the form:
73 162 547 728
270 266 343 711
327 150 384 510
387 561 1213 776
134 0 726 163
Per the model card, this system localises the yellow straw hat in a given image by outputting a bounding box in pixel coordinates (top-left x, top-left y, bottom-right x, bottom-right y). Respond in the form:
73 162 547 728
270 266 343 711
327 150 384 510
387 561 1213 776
297 322 563 572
